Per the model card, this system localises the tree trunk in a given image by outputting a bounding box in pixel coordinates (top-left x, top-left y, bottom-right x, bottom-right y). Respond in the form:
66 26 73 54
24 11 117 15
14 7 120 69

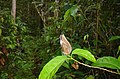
11 0 16 22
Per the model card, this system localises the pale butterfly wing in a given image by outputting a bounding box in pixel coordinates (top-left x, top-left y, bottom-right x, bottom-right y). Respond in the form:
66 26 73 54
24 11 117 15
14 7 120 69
60 34 72 55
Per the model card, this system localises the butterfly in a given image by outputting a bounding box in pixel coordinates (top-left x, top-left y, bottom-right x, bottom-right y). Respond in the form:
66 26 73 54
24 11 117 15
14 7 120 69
60 34 79 69
60 34 72 55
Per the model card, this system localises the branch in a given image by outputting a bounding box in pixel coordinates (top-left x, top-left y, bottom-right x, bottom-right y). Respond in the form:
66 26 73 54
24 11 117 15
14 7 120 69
70 57 120 75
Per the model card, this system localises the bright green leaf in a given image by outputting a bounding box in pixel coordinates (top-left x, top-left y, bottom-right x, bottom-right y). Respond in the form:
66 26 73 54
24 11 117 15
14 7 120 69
39 56 68 79
109 36 120 41
64 9 70 21
119 45 120 51
72 49 96 62
92 56 120 69
7 44 16 49
86 75 95 79
84 34 89 40
70 5 78 17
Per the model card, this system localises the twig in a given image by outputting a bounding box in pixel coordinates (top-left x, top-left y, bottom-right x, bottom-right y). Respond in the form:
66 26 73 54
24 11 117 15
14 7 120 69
32 0 46 26
70 57 120 75
96 0 99 52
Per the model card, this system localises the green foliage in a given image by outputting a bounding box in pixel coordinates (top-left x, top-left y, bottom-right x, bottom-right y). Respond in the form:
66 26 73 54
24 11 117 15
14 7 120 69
86 75 95 79
0 9 27 49
39 48 97 79
109 36 120 41
92 57 120 69
0 9 35 79
72 48 96 63
39 56 67 79
0 0 120 79
39 48 120 79
64 5 78 21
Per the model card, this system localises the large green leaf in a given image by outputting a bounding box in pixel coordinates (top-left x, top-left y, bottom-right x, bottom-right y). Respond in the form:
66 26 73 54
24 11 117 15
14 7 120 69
109 36 120 41
92 56 120 69
72 49 96 62
70 5 78 17
39 56 68 79
63 5 78 21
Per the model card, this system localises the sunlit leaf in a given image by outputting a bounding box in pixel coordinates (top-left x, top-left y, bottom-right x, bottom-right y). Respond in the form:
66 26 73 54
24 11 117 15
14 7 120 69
72 48 96 62
92 56 120 69
118 45 120 51
109 36 120 41
84 34 89 40
39 56 68 79
64 9 70 21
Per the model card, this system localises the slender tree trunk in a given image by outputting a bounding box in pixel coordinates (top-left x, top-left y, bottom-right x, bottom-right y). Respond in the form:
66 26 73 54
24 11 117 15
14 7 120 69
96 0 99 52
11 0 16 22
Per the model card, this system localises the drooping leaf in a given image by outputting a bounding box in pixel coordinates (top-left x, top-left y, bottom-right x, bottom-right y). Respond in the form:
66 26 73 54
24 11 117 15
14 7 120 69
109 36 120 41
84 34 89 41
72 49 96 62
63 5 78 22
71 61 79 70
64 9 70 21
39 56 68 79
92 56 120 69
70 5 78 17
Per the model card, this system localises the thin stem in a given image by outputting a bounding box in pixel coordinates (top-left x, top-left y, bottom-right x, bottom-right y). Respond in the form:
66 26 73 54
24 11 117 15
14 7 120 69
32 0 46 26
96 0 99 52
69 55 120 75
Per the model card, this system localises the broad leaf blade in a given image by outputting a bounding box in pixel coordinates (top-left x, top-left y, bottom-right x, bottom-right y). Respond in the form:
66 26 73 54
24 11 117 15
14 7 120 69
72 49 96 62
39 56 67 79
63 9 70 21
63 5 78 22
92 56 120 69
70 5 78 17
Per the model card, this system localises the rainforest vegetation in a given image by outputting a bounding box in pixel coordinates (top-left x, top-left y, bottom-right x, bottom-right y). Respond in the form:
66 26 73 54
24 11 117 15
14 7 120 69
0 0 120 79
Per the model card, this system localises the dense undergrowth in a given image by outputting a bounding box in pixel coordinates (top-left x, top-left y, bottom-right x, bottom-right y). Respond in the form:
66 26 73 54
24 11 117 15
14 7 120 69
0 0 120 79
